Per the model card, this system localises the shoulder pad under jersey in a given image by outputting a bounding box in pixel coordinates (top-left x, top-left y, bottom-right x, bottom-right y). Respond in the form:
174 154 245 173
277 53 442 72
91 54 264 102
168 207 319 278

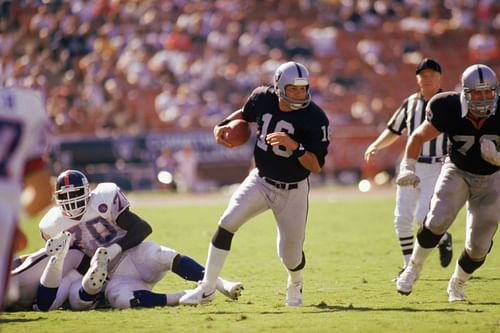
39 207 80 238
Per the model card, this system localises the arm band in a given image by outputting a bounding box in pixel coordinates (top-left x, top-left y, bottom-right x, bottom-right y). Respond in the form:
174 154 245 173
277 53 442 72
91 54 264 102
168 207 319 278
292 143 306 158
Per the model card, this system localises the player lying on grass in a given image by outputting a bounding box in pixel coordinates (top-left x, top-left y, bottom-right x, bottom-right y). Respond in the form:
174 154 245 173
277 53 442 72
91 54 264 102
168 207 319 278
9 169 243 310
6 230 243 310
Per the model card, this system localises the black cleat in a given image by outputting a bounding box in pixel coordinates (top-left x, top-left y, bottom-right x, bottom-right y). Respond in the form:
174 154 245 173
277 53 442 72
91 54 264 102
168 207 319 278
438 232 453 268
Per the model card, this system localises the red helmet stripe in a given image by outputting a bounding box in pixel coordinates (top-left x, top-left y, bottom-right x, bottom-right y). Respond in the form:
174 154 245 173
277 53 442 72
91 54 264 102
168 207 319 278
64 172 70 186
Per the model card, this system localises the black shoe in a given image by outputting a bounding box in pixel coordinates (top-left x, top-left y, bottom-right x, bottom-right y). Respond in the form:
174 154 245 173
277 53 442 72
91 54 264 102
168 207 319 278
438 232 453 268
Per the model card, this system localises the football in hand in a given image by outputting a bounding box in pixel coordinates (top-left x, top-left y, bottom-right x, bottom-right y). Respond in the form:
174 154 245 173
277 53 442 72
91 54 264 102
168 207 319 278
223 119 251 147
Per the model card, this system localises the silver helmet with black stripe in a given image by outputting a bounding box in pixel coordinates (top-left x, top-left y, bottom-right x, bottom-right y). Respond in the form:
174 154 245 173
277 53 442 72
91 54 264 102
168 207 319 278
274 61 311 110
460 64 498 118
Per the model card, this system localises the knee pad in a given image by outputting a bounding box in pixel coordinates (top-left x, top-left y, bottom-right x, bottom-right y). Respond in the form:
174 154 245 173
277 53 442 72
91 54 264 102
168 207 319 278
212 226 234 251
458 250 485 274
417 225 443 248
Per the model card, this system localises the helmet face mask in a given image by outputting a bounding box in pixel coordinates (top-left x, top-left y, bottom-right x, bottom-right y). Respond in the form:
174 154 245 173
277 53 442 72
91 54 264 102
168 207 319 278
54 170 90 218
274 61 311 110
460 64 498 118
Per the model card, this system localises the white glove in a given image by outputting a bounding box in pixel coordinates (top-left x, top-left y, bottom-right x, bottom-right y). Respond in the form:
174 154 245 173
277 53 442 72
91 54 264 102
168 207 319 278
480 139 500 166
396 158 421 187
106 243 122 261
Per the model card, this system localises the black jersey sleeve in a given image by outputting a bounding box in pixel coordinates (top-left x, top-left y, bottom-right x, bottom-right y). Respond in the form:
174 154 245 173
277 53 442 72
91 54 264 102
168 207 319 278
426 92 460 133
242 86 273 123
302 103 330 167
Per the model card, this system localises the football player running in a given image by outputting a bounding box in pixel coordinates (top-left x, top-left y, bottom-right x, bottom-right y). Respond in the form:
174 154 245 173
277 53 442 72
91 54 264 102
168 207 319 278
39 170 243 309
396 64 500 301
180 61 330 307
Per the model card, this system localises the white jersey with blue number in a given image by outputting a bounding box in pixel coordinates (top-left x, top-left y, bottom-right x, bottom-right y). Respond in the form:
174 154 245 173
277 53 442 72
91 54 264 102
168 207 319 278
39 183 130 258
0 87 49 212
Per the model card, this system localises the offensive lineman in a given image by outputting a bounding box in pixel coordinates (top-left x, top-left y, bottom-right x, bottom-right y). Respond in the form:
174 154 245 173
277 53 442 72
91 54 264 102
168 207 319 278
39 170 243 309
180 61 330 307
0 87 52 310
396 64 500 301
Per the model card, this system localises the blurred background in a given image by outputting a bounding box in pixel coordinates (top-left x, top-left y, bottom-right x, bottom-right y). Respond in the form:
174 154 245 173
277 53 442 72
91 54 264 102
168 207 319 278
2 0 499 192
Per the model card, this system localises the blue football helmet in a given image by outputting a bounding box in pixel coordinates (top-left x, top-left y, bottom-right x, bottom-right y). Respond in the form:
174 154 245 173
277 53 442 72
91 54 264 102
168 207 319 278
54 169 90 218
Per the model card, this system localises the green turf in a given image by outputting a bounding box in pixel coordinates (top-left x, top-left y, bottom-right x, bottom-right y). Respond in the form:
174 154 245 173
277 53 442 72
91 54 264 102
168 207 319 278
2 188 499 333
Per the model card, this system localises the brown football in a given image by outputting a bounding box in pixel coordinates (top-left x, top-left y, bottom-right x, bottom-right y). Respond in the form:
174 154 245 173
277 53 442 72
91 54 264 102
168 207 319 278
223 119 251 147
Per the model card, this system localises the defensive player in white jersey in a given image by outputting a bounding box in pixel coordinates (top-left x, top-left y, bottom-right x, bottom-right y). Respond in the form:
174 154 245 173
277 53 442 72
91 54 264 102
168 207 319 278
0 87 52 311
39 170 243 309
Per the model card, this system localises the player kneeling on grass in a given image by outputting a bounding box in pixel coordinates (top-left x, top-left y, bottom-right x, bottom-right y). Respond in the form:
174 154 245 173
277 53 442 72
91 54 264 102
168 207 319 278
32 169 243 309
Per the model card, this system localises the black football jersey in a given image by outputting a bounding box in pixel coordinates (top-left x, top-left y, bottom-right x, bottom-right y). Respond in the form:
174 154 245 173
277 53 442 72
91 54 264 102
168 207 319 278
242 86 330 182
427 91 500 175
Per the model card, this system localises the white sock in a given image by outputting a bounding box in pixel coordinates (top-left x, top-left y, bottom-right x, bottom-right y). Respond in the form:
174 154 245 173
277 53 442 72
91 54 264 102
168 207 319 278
288 269 303 285
438 232 448 245
215 277 229 292
202 243 229 290
410 240 434 266
40 256 64 288
403 254 412 267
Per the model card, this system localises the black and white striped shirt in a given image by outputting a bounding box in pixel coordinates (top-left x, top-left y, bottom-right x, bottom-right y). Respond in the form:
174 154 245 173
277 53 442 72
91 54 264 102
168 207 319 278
387 91 448 159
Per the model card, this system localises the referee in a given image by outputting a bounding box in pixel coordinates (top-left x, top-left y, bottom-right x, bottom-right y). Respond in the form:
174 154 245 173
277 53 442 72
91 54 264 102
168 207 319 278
364 58 453 275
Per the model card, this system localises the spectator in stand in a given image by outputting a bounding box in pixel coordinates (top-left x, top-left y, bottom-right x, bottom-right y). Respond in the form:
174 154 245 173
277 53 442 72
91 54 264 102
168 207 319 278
468 25 499 63
174 143 201 193
0 0 495 137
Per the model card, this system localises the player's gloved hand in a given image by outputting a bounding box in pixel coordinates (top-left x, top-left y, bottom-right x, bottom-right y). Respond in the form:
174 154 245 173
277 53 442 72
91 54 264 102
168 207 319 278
396 158 420 187
106 243 122 261
480 139 500 166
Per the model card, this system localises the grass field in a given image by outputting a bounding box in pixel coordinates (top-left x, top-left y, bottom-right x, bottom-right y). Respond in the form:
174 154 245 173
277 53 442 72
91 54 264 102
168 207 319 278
2 186 499 333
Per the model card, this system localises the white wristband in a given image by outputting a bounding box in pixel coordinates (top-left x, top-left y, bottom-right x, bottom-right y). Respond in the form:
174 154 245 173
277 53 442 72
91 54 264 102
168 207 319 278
106 243 122 261
400 158 417 172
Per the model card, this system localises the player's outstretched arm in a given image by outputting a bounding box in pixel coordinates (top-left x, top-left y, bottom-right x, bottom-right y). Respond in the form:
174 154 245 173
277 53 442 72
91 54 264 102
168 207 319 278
364 129 400 163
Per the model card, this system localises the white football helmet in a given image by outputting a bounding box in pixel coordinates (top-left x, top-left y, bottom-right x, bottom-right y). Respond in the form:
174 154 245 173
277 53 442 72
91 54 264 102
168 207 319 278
460 64 498 118
274 61 311 110
54 169 90 218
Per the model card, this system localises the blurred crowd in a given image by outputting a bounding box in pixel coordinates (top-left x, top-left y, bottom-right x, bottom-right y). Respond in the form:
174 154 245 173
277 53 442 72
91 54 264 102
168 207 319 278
1 0 499 137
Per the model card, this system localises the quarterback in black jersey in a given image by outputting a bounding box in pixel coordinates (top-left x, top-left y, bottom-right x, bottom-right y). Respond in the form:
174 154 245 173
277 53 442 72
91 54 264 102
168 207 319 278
396 64 500 302
180 61 330 307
